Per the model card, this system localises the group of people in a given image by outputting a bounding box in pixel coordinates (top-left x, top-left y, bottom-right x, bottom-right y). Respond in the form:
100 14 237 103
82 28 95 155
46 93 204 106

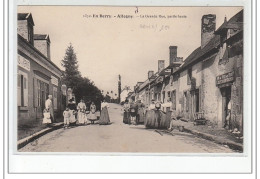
63 98 111 129
42 95 111 128
123 99 145 125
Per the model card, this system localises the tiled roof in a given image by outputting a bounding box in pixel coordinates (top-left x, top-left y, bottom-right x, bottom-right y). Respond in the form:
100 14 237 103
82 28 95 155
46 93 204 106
215 10 243 34
17 13 35 26
18 13 29 20
34 34 47 39
180 35 220 70
173 9 243 74
34 34 51 42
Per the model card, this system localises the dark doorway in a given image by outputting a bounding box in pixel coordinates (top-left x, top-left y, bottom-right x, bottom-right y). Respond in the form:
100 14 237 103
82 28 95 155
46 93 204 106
221 86 231 127
195 89 200 112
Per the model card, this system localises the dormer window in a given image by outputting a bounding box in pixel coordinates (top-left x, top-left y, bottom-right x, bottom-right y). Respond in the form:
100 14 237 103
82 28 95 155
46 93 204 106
28 23 34 45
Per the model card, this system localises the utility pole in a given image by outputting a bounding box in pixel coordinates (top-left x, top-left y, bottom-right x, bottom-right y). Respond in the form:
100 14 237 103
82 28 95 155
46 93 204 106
118 74 121 103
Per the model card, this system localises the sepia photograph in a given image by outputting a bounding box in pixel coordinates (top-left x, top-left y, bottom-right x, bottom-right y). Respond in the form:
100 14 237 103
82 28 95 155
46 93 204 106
15 5 245 154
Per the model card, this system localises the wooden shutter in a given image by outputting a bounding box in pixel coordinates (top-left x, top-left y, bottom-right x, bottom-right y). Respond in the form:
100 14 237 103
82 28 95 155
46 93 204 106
17 74 21 106
33 78 38 107
23 75 28 106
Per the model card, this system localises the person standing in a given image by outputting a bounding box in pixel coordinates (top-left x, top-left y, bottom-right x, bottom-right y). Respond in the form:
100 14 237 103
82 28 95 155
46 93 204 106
148 99 156 110
77 99 87 125
45 95 55 123
129 99 138 125
136 100 145 124
224 97 232 130
88 102 97 124
99 100 110 125
68 98 77 125
123 99 130 124
63 107 71 129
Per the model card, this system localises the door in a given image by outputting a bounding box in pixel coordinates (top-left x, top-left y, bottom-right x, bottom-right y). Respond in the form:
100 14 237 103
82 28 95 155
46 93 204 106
221 86 231 127
191 89 200 120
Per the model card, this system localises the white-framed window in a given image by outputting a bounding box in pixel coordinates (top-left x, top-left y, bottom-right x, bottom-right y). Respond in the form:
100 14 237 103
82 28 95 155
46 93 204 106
17 71 28 107
36 78 49 109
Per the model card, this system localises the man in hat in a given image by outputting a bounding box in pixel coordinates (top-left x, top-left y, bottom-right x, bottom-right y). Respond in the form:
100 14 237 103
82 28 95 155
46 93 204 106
45 95 55 123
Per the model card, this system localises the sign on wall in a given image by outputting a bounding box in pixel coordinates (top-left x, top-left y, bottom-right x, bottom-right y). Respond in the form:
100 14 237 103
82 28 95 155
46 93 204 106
216 71 235 86
18 55 30 71
51 75 59 86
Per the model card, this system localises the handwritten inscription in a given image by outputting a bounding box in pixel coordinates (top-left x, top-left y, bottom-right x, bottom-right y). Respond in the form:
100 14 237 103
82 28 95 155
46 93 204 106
140 24 170 32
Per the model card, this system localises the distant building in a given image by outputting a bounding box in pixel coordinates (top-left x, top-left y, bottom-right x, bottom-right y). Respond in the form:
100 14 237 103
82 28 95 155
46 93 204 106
120 86 132 102
17 13 63 124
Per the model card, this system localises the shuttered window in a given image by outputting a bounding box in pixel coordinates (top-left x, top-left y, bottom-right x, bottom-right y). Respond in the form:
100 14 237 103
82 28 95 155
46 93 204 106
17 72 28 107
36 79 49 109
172 90 176 110
53 86 58 110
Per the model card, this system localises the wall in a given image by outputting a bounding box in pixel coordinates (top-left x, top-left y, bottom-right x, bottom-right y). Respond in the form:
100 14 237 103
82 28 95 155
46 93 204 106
201 53 221 126
34 40 49 59
18 39 62 125
17 20 28 41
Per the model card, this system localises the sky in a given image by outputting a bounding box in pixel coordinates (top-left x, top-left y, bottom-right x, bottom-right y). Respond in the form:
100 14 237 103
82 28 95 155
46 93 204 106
18 6 243 95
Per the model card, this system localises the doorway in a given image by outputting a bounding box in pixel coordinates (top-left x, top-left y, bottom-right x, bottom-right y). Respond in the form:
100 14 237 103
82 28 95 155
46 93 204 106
221 86 231 127
191 89 200 120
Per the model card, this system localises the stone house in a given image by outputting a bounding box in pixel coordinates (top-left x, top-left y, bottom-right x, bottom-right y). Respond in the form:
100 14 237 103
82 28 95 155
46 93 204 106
17 13 63 125
170 10 243 131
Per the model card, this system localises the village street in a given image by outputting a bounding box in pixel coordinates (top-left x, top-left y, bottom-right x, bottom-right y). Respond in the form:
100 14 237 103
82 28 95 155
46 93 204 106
19 103 234 153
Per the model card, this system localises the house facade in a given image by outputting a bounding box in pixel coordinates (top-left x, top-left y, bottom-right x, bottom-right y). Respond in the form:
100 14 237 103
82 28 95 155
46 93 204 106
17 13 64 125
133 9 243 132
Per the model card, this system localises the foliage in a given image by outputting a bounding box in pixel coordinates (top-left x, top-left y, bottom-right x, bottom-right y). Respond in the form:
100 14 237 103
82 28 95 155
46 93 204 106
61 43 103 108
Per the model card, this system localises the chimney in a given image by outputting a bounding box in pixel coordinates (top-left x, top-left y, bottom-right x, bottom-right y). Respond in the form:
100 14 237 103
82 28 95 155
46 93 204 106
201 14 216 48
17 13 34 45
148 71 154 79
169 46 177 65
158 60 165 72
34 34 51 60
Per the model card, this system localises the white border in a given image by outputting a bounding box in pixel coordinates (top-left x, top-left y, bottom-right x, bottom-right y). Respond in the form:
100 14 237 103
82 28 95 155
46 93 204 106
7 0 254 174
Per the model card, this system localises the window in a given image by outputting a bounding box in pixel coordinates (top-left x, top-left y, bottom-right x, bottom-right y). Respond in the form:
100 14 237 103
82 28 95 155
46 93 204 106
162 91 165 103
184 91 189 112
187 68 192 85
158 93 161 102
36 79 49 109
27 23 34 45
154 93 157 101
53 87 58 110
167 91 171 101
17 72 28 107
172 90 176 110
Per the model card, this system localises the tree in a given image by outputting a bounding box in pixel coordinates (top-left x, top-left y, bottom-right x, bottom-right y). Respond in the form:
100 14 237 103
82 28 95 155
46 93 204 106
61 43 103 107
61 43 81 88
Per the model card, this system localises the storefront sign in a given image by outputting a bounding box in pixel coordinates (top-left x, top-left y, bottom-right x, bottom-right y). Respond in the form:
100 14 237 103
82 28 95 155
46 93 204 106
216 71 235 86
51 75 59 86
18 55 30 71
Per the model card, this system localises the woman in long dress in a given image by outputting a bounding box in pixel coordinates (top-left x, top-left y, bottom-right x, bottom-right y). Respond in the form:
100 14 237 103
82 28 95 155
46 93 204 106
77 99 87 125
88 102 97 124
123 100 130 124
136 100 145 124
99 100 110 125
67 98 77 126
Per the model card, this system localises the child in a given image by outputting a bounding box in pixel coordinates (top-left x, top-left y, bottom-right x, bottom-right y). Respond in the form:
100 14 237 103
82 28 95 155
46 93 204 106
43 108 52 125
63 107 71 129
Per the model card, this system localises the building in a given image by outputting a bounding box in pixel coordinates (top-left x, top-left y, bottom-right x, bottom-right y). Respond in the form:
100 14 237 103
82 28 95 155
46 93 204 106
17 13 63 124
134 9 243 132
170 10 243 131
120 86 132 102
